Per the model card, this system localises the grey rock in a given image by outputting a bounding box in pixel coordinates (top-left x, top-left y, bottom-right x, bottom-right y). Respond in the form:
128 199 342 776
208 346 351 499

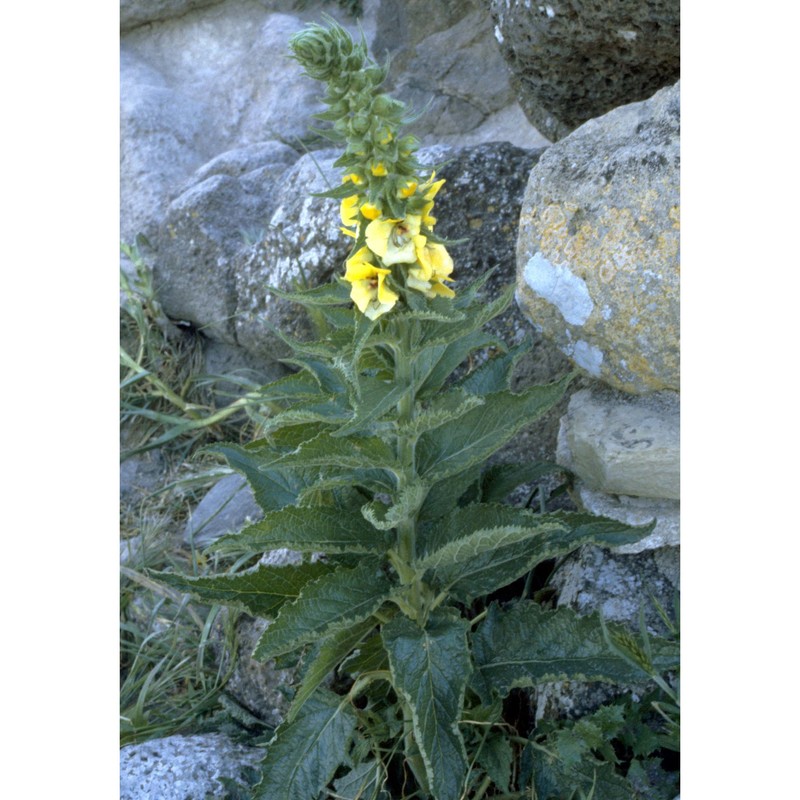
121 0 226 33
557 387 679 500
120 48 207 243
183 474 263 549
233 148 347 361
490 0 680 141
516 82 680 394
153 142 297 343
215 613 295 726
375 0 547 148
120 448 169 501
202 338 287 405
120 732 263 800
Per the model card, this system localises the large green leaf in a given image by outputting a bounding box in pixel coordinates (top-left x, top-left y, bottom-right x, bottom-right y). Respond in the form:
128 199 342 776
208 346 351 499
274 430 398 473
416 330 501 397
255 689 357 800
333 376 410 438
419 507 652 602
210 505 391 555
457 338 531 397
381 610 472 800
254 559 393 660
471 602 680 705
288 616 378 722
148 562 333 618
415 375 574 483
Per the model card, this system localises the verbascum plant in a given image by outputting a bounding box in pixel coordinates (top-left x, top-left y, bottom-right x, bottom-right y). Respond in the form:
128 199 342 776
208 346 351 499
152 19 678 800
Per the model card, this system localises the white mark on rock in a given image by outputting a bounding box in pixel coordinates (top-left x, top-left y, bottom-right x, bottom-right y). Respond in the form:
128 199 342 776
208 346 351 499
617 29 637 41
523 252 594 325
602 305 613 320
573 340 604 376
494 24 504 43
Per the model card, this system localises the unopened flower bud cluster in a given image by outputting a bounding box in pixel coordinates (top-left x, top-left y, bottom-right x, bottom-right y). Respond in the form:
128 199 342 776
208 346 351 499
289 20 455 319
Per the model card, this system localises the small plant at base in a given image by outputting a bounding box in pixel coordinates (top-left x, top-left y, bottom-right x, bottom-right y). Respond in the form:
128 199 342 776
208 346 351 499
151 19 678 800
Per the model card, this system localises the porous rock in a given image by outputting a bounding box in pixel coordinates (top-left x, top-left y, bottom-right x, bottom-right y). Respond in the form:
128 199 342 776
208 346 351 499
516 82 680 394
490 0 680 142
120 732 263 800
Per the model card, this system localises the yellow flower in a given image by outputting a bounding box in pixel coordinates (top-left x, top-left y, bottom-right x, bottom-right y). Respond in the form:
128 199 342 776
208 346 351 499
398 179 418 198
344 173 364 185
341 195 359 227
419 173 446 227
408 241 455 298
371 162 388 177
344 247 399 320
365 215 422 266
360 201 382 220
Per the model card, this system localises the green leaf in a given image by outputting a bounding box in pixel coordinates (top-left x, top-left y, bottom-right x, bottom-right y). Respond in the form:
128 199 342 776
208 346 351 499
210 505 392 555
332 760 388 800
333 376 410 437
416 374 574 483
381 610 472 800
475 733 514 794
471 602 679 704
398 388 485 439
478 461 568 504
529 749 636 800
148 562 333 619
417 464 483 523
422 508 654 602
254 559 394 660
361 482 429 531
255 690 357 800
457 338 531 397
267 280 352 306
288 616 378 722
340 632 390 676
275 430 398 473
214 442 321 513
416 330 500 397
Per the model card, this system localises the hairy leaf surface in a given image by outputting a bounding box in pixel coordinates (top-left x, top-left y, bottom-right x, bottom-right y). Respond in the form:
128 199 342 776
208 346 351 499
381 610 472 800
255 690 357 800
148 562 333 619
416 375 573 482
471 602 680 704
254 559 393 660
210 505 391 555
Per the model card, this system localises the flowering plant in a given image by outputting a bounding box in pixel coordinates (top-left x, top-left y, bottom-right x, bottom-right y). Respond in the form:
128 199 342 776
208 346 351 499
153 19 675 800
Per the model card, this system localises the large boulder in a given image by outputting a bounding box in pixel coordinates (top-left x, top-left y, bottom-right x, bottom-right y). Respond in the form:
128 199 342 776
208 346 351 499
152 141 299 343
374 0 547 148
516 82 680 395
120 733 262 799
120 0 225 32
490 0 680 142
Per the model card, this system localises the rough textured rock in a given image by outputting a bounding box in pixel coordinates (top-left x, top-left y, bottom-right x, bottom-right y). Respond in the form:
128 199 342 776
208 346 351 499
153 142 299 342
216 613 296 726
374 0 548 148
121 0 226 32
490 0 680 142
120 732 263 799
183 474 263 549
557 388 679 500
516 82 680 394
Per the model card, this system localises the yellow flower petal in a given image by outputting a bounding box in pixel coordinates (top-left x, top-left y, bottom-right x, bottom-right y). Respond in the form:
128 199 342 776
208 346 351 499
365 216 423 266
370 162 388 177
341 195 359 227
360 202 382 220
398 179 418 198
